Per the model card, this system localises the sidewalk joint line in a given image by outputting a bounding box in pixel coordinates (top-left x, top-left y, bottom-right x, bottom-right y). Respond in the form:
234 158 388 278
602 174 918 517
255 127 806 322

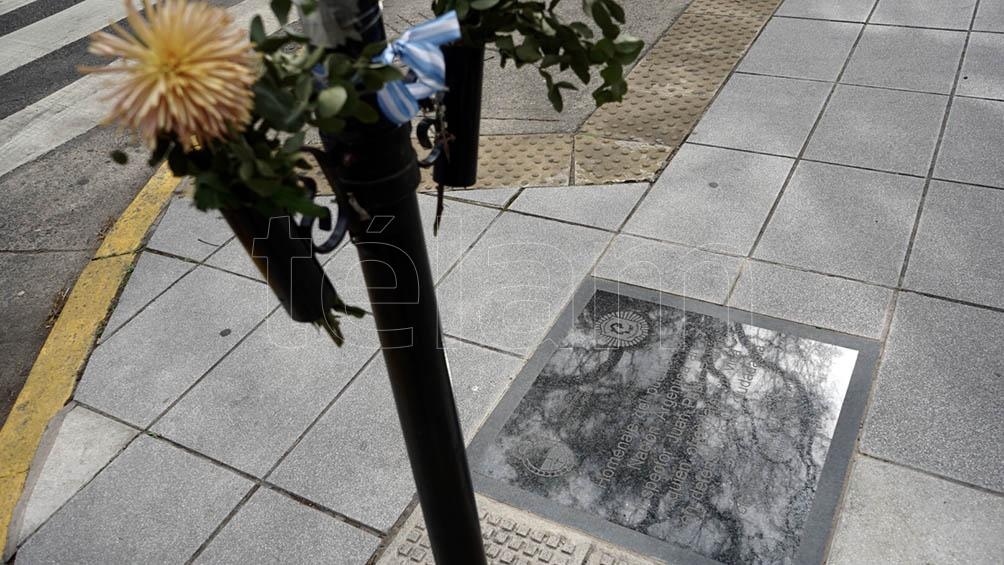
895 0 982 289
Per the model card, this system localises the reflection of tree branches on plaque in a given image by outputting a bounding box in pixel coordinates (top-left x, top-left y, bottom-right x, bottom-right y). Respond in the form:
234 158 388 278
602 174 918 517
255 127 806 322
487 292 852 565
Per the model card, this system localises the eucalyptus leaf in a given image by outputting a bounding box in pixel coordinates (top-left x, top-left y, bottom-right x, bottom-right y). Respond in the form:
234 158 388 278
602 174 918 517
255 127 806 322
250 15 266 46
317 86 348 118
270 0 290 25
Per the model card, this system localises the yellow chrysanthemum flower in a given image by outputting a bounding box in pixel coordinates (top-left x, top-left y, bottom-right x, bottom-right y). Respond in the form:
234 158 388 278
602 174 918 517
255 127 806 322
84 0 258 149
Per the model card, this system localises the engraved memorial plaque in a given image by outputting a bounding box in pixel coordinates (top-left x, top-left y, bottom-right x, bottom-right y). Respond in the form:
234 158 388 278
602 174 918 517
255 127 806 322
468 278 878 565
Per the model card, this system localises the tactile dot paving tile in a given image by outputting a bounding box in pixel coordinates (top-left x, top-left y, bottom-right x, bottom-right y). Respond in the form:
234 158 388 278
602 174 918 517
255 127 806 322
581 5 780 145
419 134 573 190
573 135 673 184
688 0 781 19
376 496 656 565
580 84 714 147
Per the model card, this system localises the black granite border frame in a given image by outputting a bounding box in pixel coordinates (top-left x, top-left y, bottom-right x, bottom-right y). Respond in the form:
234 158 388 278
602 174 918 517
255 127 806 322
467 276 880 565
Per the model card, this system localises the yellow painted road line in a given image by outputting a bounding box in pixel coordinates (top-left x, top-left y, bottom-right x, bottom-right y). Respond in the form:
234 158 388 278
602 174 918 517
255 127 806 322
96 165 180 258
0 164 176 555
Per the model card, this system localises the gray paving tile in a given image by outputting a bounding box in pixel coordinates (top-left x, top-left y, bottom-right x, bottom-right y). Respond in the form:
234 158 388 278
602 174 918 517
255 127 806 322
689 74 832 157
904 181 1004 309
934 96 1004 188
755 161 924 285
829 456 1004 565
443 187 519 207
957 32 1004 100
194 488 379 564
861 293 1004 492
324 196 498 309
728 261 893 338
17 436 252 564
776 0 877 21
738 18 861 81
974 0 1004 32
16 406 137 545
436 212 611 355
624 144 794 254
270 339 523 531
510 183 648 231
843 25 966 94
102 252 193 340
148 197 232 262
593 235 742 304
870 0 977 30
805 85 947 175
204 239 264 281
75 266 274 427
152 312 378 477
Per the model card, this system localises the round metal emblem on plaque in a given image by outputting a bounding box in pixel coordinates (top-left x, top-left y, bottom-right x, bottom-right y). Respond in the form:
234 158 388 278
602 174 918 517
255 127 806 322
595 311 649 348
519 439 576 478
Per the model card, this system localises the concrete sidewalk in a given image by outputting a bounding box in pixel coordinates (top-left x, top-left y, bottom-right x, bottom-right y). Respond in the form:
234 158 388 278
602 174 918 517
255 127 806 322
6 0 1004 563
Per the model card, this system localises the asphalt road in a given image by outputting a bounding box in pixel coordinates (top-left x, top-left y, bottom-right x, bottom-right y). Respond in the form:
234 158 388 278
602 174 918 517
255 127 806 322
0 0 163 424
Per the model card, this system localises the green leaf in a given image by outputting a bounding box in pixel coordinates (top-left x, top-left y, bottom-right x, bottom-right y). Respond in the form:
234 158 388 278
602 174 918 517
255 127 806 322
252 83 303 131
110 150 128 165
255 35 288 53
238 160 254 182
281 131 305 153
315 115 345 133
590 2 619 39
547 85 564 111
316 86 348 118
515 37 542 63
359 41 389 59
255 159 277 177
495 35 515 53
250 15 266 46
352 102 380 124
232 139 255 163
568 22 594 39
298 0 316 15
246 177 282 195
600 61 623 84
270 0 291 25
604 0 625 22
471 0 500 9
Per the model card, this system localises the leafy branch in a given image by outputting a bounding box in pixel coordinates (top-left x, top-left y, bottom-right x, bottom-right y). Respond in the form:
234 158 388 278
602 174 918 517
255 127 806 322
432 0 643 110
149 2 405 218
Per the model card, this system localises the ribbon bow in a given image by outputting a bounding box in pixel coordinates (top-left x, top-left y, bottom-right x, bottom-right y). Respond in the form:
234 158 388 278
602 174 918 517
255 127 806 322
375 11 461 125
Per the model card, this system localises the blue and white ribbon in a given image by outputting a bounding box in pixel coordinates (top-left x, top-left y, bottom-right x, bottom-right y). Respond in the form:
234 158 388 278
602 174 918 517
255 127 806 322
375 11 461 125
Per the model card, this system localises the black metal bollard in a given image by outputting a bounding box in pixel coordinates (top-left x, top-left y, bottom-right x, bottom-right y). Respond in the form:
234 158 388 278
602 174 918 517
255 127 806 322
314 2 487 562
433 44 485 188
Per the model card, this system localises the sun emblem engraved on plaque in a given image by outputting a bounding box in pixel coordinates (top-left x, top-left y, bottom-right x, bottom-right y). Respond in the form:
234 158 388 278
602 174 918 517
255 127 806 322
595 311 649 348
519 439 576 478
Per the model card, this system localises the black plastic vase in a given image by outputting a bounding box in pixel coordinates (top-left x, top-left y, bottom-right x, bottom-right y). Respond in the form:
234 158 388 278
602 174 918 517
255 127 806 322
433 44 485 188
220 206 340 324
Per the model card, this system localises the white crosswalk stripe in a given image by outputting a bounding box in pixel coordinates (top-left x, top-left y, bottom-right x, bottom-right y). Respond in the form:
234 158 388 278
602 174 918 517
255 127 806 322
0 0 129 76
0 0 283 179
0 0 40 17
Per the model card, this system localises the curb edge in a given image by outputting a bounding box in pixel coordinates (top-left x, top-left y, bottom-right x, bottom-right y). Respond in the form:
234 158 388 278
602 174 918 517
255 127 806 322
0 163 178 558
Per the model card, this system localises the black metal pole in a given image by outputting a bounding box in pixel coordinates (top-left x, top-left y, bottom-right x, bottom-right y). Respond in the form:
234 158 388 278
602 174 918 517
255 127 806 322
315 2 487 562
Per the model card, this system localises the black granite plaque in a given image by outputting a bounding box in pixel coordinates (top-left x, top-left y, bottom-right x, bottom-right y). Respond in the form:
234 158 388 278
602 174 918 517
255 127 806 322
468 278 878 565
